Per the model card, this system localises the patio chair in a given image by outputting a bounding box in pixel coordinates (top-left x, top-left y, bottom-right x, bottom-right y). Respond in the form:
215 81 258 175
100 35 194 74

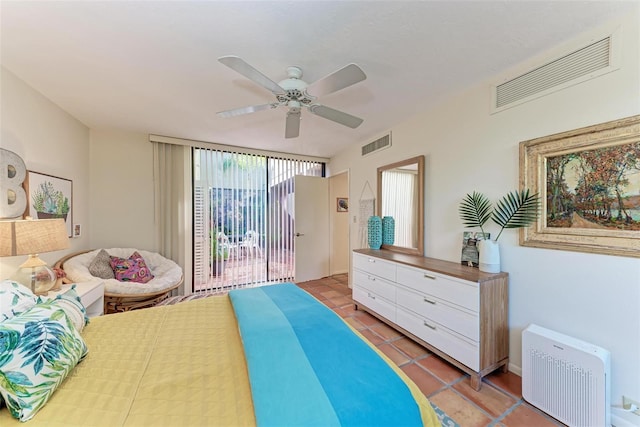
239 230 262 258
217 231 238 258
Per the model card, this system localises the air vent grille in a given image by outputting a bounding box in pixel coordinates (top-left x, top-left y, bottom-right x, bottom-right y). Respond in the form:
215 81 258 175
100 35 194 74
496 36 611 109
362 133 391 156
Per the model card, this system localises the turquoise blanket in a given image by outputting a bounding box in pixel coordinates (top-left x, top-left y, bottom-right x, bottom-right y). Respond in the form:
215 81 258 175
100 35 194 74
229 283 422 427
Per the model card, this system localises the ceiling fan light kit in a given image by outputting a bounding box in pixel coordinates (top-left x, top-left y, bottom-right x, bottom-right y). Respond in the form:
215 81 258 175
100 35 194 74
217 55 367 138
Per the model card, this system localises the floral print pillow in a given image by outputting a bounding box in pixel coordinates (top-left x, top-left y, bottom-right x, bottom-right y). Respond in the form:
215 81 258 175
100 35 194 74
109 251 154 283
0 280 38 322
0 302 88 421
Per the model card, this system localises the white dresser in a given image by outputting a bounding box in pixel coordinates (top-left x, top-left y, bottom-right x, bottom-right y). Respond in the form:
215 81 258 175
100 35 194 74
353 249 509 390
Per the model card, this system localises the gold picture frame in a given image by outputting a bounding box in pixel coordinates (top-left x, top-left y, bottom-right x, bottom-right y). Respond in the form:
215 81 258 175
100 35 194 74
519 115 640 258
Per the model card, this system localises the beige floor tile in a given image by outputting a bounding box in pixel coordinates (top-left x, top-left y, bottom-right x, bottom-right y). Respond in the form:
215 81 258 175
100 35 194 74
452 377 517 418
501 403 566 427
485 370 523 398
359 328 385 345
370 322 403 341
417 355 465 384
377 343 411 366
401 363 446 396
344 316 366 331
429 389 492 427
391 337 430 359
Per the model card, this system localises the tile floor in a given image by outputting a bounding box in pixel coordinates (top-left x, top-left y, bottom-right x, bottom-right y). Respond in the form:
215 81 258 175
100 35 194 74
297 274 567 427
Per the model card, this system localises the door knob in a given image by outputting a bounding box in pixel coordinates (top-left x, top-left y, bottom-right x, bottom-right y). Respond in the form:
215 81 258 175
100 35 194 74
295 232 305 237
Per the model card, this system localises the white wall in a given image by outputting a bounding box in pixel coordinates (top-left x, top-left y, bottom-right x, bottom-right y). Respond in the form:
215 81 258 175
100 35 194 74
0 67 90 277
330 11 640 417
89 130 155 250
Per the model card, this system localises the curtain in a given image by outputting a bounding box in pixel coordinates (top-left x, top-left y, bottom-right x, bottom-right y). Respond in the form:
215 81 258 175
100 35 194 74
152 142 191 295
381 170 417 247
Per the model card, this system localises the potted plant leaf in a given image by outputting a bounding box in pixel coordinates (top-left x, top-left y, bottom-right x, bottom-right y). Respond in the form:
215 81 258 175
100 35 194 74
459 189 540 273
211 236 230 277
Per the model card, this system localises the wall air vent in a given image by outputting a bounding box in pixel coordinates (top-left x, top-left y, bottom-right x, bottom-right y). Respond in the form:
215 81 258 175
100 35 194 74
493 33 618 112
362 133 391 156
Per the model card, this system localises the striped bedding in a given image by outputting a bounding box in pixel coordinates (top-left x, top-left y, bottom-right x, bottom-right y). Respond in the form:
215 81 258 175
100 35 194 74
230 283 438 426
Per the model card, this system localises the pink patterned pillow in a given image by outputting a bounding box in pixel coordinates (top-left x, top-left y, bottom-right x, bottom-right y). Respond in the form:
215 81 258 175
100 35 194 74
109 251 154 283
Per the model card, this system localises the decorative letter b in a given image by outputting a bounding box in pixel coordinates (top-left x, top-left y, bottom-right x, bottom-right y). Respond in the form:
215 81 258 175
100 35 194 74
0 148 27 219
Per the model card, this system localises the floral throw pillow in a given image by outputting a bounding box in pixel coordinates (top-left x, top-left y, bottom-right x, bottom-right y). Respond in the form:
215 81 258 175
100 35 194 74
0 280 38 322
0 302 88 421
109 251 154 283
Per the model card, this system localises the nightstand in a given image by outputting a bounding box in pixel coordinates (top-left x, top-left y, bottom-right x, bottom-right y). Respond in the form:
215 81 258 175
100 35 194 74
48 281 105 318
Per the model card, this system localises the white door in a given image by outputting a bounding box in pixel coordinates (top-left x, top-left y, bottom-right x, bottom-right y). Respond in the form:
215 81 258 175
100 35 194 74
294 175 329 282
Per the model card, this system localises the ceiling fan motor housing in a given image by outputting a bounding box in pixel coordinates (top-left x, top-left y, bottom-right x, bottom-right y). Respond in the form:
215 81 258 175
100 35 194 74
277 68 314 107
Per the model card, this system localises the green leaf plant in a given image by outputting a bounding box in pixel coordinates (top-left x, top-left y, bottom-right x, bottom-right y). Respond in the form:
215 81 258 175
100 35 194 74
459 190 541 241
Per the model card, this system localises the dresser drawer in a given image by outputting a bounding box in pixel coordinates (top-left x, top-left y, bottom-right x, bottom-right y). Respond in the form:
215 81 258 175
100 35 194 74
396 264 479 312
353 287 396 323
396 307 479 371
396 286 479 341
353 269 396 302
353 252 396 282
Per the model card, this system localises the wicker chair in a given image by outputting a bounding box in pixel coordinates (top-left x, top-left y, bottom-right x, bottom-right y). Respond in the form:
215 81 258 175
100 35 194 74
55 248 183 314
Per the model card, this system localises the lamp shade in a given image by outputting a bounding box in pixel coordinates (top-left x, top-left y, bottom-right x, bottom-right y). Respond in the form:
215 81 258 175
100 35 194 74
0 218 70 257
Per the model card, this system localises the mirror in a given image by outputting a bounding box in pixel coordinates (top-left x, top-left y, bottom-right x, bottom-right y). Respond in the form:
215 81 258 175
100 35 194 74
377 155 424 255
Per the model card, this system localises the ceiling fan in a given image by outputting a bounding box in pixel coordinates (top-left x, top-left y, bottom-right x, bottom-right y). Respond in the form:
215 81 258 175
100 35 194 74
217 56 367 139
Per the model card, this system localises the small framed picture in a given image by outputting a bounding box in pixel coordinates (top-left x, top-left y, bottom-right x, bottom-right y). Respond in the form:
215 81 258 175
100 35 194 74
337 197 348 212
73 224 82 237
461 231 490 267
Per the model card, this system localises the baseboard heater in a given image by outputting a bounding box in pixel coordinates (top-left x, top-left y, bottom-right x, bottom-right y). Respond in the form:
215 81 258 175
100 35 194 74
522 324 611 427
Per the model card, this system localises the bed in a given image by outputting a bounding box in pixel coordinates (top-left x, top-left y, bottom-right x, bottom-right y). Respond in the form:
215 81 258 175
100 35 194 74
0 281 439 426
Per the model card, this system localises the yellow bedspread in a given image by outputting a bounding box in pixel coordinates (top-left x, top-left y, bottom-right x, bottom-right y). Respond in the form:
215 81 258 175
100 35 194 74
0 294 438 426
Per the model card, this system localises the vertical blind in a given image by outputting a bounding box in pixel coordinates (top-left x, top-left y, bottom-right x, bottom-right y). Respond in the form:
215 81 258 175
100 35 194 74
193 147 323 292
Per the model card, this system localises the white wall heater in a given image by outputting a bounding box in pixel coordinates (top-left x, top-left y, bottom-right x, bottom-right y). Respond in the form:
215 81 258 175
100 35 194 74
522 324 611 427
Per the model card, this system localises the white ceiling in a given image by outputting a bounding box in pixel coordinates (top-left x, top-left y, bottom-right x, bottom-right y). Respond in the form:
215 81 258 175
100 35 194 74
1 1 634 159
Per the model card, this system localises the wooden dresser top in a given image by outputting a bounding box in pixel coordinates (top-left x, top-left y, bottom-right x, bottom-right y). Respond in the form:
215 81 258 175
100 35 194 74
353 249 508 283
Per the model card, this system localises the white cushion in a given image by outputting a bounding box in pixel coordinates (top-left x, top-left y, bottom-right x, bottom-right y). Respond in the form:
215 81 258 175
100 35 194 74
63 248 182 295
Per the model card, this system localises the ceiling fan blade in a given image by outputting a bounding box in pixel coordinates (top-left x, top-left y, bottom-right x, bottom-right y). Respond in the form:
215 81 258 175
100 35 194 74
308 104 364 129
217 103 277 118
218 56 285 95
305 63 366 97
285 110 301 139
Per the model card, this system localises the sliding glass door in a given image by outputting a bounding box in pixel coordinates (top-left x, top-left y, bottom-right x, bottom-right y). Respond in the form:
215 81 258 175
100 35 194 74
193 147 323 292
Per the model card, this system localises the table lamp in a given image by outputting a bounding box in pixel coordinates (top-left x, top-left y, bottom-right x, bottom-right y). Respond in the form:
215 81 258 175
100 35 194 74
0 218 70 295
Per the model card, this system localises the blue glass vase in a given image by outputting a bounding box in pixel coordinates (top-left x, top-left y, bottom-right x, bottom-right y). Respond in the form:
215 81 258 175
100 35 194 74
367 216 382 250
382 216 395 245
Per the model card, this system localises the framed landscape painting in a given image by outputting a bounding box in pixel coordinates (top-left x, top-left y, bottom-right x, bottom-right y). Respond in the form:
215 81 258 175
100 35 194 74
519 115 640 258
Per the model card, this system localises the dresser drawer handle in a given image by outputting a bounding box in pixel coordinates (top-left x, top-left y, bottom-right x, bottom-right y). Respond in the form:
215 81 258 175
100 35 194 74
367 275 376 281
368 258 376 263
423 273 436 280
367 293 376 300
423 321 436 330
423 297 436 305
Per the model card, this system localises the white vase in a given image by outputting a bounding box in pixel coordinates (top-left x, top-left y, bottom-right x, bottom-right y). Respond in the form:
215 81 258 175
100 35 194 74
478 240 500 273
